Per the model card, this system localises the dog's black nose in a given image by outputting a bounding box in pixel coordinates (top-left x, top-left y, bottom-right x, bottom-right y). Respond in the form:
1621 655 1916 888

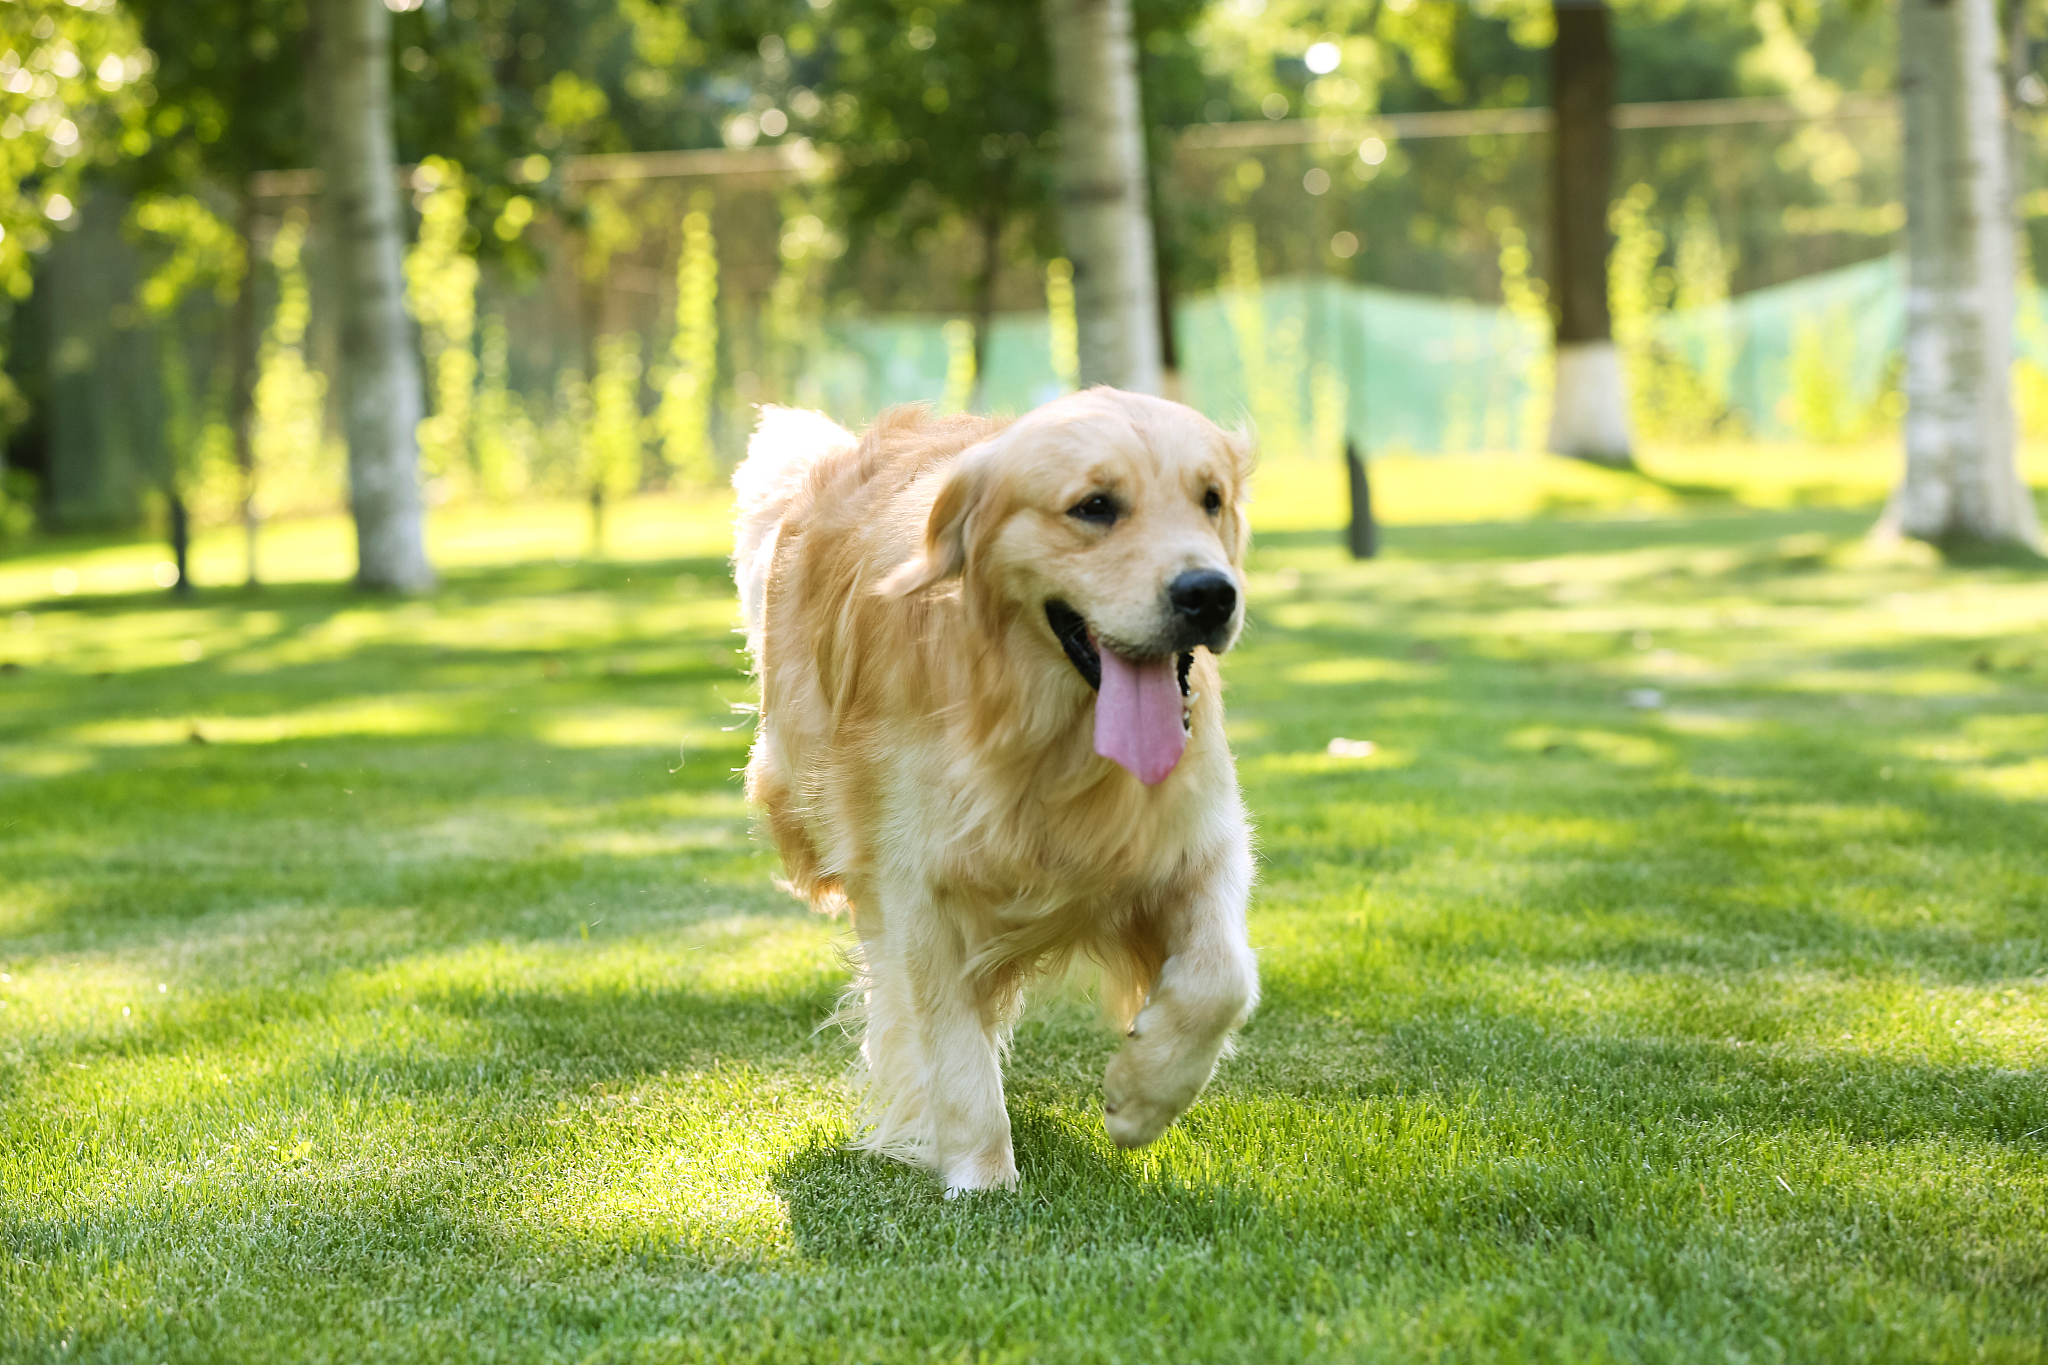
1168 570 1237 637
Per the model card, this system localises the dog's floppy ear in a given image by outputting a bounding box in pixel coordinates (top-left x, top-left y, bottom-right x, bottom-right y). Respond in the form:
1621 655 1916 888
877 442 993 597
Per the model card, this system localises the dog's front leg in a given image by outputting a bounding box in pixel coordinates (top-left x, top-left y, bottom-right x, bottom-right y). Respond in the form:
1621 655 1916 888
1102 850 1258 1150
896 896 1018 1196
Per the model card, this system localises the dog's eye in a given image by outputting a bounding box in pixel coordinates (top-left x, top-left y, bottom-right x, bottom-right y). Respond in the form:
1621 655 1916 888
1068 493 1118 525
1203 488 1222 515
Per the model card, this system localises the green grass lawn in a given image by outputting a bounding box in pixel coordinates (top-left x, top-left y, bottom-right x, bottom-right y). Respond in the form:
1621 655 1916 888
2 462 2046 1362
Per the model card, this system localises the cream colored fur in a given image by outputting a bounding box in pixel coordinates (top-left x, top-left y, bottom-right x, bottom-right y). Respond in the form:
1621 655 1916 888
732 388 1259 1195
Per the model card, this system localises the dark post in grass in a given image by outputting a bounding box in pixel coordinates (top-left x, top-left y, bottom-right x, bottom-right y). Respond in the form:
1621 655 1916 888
1345 441 1377 560
167 490 193 598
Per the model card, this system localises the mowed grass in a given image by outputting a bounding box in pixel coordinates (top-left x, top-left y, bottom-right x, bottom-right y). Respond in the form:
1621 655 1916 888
2 452 2046 1363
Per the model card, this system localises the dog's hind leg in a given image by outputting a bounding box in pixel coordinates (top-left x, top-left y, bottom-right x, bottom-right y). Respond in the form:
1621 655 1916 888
1101 843 1260 1150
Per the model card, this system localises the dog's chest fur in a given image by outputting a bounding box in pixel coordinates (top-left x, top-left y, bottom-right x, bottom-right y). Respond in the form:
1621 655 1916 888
879 688 1230 915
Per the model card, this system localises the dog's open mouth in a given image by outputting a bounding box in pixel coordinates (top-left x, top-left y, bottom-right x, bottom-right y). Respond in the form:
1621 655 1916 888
1046 601 1194 787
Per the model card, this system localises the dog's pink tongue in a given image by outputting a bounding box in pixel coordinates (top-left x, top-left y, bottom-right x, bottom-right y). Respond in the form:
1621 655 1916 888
1093 647 1187 786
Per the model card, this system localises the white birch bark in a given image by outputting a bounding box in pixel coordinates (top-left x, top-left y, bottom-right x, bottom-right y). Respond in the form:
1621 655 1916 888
1550 342 1633 463
1888 0 2042 551
1043 0 1162 396
311 0 435 590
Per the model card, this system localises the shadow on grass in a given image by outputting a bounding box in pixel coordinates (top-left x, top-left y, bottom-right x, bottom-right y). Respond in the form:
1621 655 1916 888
766 1103 1277 1265
1933 536 2048 571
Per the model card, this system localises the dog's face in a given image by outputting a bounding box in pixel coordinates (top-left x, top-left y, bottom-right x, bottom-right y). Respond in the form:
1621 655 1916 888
885 389 1252 678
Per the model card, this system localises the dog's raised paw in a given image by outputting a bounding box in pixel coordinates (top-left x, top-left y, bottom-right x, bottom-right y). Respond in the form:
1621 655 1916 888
1101 1075 1188 1149
1103 1096 1176 1149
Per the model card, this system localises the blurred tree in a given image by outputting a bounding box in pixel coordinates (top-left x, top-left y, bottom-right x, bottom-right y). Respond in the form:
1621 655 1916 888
656 192 718 482
1546 0 1631 468
1884 0 2041 553
122 0 310 585
806 0 1054 404
381 0 801 271
126 193 245 592
802 0 1208 403
405 156 480 492
0 0 154 533
1046 0 1162 393
308 0 433 591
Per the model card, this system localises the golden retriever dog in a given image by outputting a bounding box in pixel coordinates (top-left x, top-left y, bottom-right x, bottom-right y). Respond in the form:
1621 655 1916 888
731 388 1259 1195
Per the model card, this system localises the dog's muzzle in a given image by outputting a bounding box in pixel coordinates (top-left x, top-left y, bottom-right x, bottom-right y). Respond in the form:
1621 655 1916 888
1045 600 1193 699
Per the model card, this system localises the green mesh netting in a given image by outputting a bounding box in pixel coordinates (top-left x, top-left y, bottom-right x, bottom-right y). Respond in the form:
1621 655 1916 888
808 258 2048 455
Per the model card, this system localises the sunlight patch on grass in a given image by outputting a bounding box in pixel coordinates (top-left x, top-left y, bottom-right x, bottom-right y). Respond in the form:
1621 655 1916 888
1363 452 1678 525
1507 726 1674 767
0 495 739 609
0 746 93 779
67 697 467 747
1247 746 1416 777
1952 757 2048 801
1773 667 2001 698
1656 709 1764 738
558 825 745 857
535 708 714 750
1286 656 1439 685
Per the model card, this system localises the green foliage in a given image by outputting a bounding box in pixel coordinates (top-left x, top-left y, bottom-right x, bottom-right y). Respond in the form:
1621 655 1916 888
1174 0 1897 311
119 0 308 193
381 0 813 272
1196 0 1550 120
250 210 339 521
937 317 973 414
1044 257 1078 388
1492 209 1551 452
758 189 838 411
812 0 1058 271
586 330 645 507
1225 220 1300 460
656 198 719 485
405 158 482 490
472 310 535 501
1610 184 1742 443
799 0 1212 321
0 467 35 541
0 0 153 465
2017 248 2048 446
0 0 152 301
127 193 243 316
544 363 594 499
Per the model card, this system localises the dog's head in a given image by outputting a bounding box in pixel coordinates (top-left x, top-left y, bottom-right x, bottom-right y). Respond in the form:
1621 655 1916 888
880 389 1252 782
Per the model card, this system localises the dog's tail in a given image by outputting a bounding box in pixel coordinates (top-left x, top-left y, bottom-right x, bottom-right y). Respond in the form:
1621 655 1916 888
731 406 858 654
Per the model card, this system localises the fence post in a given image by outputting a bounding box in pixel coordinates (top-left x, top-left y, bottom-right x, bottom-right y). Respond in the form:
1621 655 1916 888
1345 440 1377 559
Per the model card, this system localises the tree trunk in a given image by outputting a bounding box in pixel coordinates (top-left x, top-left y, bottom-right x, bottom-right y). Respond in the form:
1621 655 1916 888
1345 442 1377 560
1155 219 1182 403
968 209 1002 413
308 0 434 592
229 186 261 588
166 486 192 598
1043 0 1163 395
1885 0 2042 552
1546 0 1633 467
